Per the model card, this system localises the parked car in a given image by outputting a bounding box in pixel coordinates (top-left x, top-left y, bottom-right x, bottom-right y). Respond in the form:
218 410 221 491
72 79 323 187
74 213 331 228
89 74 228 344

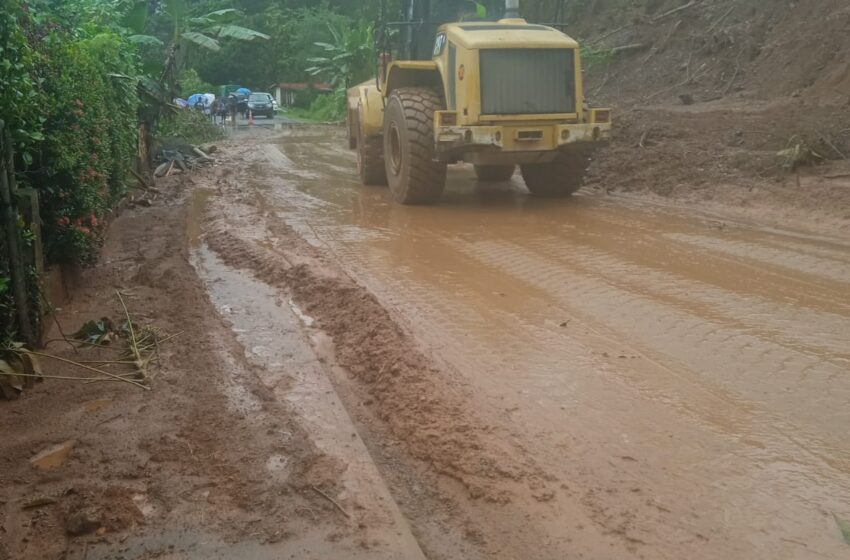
247 92 275 119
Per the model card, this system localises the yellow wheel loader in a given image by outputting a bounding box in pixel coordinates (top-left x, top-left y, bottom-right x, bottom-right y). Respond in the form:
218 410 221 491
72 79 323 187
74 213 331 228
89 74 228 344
347 0 611 205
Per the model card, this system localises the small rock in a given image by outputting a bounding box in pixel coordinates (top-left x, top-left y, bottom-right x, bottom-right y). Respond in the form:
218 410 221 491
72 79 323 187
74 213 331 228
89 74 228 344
65 508 101 536
679 93 694 105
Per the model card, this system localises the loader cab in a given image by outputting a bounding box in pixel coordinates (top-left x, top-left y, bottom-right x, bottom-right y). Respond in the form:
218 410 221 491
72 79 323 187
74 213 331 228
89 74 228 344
392 0 506 61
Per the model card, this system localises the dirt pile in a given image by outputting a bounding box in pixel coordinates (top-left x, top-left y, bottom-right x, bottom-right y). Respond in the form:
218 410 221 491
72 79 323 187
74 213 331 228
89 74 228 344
570 0 850 106
566 0 850 230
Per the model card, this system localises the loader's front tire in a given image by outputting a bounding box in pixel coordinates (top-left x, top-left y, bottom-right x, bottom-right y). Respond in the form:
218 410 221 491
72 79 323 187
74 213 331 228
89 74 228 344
474 164 515 181
357 107 387 185
383 87 446 205
520 150 590 197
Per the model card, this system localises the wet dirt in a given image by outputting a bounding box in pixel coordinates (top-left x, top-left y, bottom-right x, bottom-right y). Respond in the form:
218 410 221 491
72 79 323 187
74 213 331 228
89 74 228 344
206 125 850 559
4 121 848 559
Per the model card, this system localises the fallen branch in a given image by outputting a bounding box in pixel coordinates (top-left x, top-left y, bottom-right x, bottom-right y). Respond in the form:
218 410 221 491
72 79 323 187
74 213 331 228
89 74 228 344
587 23 632 46
153 161 169 178
643 19 682 63
611 43 652 55
0 370 129 382
593 71 612 97
311 486 350 518
706 4 735 33
192 147 214 162
825 173 850 179
117 290 146 375
22 350 149 390
646 62 711 102
821 137 847 160
653 0 704 23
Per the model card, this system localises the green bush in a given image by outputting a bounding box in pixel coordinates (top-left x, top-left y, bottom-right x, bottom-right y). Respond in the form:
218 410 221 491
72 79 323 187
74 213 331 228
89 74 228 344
155 109 225 146
0 0 142 265
305 89 346 122
35 31 138 264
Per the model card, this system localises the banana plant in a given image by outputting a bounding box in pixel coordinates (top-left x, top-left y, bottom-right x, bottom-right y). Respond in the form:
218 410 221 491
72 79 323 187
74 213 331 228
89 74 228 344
120 0 268 167
127 0 269 53
305 21 374 89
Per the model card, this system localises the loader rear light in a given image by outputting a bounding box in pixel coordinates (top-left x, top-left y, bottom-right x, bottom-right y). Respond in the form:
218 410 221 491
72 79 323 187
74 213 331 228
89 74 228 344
438 111 457 126
591 109 611 123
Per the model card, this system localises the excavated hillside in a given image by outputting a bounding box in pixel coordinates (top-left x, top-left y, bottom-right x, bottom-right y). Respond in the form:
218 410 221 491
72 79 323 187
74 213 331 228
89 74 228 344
562 0 850 232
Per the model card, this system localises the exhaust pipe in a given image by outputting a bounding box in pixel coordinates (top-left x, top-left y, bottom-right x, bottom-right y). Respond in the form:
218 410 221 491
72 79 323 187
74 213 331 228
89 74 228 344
505 0 519 18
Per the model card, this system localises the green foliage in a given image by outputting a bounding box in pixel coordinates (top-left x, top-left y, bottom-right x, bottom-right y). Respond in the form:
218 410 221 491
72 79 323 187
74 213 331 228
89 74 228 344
306 20 374 89
580 45 616 68
1 0 141 265
36 31 138 263
192 5 359 91
155 109 224 145
0 0 44 159
304 90 346 122
179 68 215 97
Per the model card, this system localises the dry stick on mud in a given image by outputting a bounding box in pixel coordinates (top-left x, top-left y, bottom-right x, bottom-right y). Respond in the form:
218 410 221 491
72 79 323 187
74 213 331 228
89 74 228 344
646 60 711 102
310 486 350 519
19 350 149 389
821 137 847 160
706 4 735 34
117 290 146 375
642 19 682 63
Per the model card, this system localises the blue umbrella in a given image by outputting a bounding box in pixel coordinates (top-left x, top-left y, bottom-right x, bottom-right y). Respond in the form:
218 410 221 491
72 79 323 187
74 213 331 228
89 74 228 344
187 93 205 106
235 87 251 95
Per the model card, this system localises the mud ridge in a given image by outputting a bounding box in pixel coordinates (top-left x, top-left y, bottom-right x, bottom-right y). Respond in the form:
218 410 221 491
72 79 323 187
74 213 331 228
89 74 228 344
202 208 553 504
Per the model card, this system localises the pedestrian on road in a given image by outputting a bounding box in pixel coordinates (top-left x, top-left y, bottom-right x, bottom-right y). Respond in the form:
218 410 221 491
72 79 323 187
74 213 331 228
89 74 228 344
227 94 238 126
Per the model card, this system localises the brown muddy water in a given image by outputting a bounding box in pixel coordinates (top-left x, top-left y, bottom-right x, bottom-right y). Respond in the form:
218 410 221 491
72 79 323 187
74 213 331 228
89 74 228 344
223 126 850 559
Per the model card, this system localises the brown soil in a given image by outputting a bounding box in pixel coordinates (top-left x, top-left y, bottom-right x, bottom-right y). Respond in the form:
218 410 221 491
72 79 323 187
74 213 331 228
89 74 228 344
203 155 552 504
565 0 850 235
0 171 344 559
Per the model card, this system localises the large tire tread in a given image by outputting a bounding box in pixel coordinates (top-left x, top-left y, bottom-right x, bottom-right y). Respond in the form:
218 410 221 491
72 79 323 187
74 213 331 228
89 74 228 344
384 87 446 204
357 108 387 185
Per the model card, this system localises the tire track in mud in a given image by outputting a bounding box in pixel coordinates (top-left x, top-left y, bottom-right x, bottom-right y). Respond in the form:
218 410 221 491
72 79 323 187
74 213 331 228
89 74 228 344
525 240 850 360
450 238 850 470
200 206 554 506
665 233 850 286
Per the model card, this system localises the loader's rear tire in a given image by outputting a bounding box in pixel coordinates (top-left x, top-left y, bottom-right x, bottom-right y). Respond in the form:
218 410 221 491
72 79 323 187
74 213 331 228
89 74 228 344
346 108 357 149
357 109 387 185
474 164 515 181
383 87 446 205
520 150 590 197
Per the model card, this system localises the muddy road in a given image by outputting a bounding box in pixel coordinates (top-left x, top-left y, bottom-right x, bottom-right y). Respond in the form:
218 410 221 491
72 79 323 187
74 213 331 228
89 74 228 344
4 123 844 559
184 124 850 559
